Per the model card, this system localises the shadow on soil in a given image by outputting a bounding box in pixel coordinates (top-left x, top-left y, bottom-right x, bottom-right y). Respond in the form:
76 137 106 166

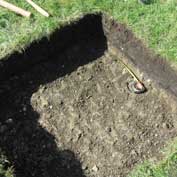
0 14 107 177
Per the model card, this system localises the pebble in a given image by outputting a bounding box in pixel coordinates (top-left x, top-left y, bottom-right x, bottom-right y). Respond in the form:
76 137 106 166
87 75 94 81
130 149 137 155
147 79 151 83
40 97 49 108
154 134 158 137
82 164 88 170
39 85 47 94
106 127 112 133
23 106 27 112
162 122 173 129
6 118 13 124
59 100 64 105
162 123 167 129
155 123 159 128
92 165 99 172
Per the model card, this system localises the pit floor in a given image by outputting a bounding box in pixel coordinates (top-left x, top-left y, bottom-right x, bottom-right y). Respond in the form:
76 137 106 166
0 38 177 177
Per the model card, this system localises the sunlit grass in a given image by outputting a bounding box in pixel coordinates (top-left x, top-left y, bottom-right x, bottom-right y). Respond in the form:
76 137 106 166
0 0 176 60
0 149 14 177
129 140 177 177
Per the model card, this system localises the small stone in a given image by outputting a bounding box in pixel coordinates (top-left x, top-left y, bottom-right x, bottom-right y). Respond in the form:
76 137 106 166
131 150 136 155
45 113 52 119
106 127 112 133
155 123 159 128
76 132 82 141
59 100 64 105
92 165 99 172
162 122 174 129
39 86 45 94
40 97 49 108
82 164 88 170
147 79 151 83
154 134 158 137
87 75 93 81
6 118 13 124
23 106 27 112
49 105 53 109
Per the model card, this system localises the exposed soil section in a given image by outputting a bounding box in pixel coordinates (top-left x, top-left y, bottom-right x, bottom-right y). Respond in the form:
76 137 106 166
0 14 177 177
102 14 177 100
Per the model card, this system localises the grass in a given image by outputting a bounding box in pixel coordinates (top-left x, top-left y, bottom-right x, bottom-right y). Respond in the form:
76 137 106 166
0 0 177 176
0 149 13 177
129 140 177 177
0 0 176 60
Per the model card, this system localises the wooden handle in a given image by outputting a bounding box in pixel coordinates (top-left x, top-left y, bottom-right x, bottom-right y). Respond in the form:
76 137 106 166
26 0 49 17
0 0 31 17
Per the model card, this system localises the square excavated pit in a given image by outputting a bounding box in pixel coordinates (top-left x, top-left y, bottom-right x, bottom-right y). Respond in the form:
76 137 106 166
0 14 177 177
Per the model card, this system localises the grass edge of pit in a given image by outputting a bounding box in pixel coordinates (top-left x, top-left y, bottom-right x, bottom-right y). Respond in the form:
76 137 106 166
128 137 177 177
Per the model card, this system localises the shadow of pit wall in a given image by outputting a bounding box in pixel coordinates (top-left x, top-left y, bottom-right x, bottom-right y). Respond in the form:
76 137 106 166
0 14 107 177
0 13 107 82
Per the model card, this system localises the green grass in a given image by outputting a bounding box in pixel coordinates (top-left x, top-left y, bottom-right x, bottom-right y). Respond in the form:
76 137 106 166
129 140 177 177
129 155 177 177
0 0 176 60
0 149 14 177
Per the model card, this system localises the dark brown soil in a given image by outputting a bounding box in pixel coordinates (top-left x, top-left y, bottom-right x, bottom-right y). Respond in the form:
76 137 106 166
1 14 177 177
102 14 177 100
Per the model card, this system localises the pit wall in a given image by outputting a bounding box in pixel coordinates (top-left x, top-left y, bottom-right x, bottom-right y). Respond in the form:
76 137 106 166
102 14 177 101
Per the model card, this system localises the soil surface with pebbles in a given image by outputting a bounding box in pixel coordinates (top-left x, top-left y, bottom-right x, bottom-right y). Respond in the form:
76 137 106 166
0 40 177 177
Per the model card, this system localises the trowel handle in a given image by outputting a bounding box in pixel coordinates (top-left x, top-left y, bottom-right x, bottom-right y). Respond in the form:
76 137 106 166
0 0 31 17
25 0 49 17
